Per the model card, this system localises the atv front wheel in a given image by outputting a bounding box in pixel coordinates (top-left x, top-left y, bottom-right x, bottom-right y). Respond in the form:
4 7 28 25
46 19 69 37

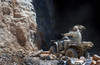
65 48 78 58
49 46 56 54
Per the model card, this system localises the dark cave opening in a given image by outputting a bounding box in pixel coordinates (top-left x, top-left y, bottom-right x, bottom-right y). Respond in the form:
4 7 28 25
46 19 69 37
53 0 100 53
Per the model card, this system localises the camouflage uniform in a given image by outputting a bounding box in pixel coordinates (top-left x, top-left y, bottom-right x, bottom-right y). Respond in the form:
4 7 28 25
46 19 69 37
64 26 82 44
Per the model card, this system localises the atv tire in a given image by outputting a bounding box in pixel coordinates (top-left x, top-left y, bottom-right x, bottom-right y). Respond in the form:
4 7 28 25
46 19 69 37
49 46 56 54
65 48 78 58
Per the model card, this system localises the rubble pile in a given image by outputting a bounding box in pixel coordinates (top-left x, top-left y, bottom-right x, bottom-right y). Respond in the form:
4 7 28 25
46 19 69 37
35 51 100 65
90 54 100 65
0 49 100 65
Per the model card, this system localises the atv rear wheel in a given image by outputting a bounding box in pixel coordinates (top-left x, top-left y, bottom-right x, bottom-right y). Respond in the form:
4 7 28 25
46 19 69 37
49 46 56 54
65 48 78 58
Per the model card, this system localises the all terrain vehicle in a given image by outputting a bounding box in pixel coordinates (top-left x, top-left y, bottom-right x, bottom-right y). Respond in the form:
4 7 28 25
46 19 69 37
49 35 94 58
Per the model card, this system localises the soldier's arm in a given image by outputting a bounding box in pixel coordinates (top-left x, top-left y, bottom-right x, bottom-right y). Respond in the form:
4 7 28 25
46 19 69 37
64 32 74 36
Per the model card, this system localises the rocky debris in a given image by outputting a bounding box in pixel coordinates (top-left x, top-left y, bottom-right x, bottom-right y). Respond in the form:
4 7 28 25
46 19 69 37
67 57 84 65
40 51 51 54
96 60 100 65
39 60 58 65
92 54 100 61
90 54 100 65
58 60 69 65
39 51 56 60
38 51 100 65
0 51 40 65
90 60 96 65
31 50 100 65
0 51 58 65
0 52 24 65
85 57 92 65
0 50 100 65
65 54 100 65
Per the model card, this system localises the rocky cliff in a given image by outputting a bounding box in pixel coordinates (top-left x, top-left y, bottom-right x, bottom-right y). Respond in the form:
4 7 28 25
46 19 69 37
0 0 38 55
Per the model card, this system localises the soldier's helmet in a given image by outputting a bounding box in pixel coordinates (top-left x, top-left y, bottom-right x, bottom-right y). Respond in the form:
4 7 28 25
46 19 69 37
73 25 86 32
73 26 79 31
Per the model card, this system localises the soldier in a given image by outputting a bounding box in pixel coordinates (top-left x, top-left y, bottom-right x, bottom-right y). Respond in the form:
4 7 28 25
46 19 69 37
64 25 82 44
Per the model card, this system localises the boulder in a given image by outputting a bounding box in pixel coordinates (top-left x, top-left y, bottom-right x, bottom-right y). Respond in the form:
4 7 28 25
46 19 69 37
96 60 100 65
93 54 100 61
40 51 51 54
90 60 96 65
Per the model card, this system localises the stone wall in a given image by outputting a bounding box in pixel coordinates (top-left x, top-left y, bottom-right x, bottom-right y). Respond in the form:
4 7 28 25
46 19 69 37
0 0 38 54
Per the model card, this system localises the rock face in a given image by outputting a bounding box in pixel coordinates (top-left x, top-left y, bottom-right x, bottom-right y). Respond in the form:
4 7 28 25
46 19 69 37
0 0 37 54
